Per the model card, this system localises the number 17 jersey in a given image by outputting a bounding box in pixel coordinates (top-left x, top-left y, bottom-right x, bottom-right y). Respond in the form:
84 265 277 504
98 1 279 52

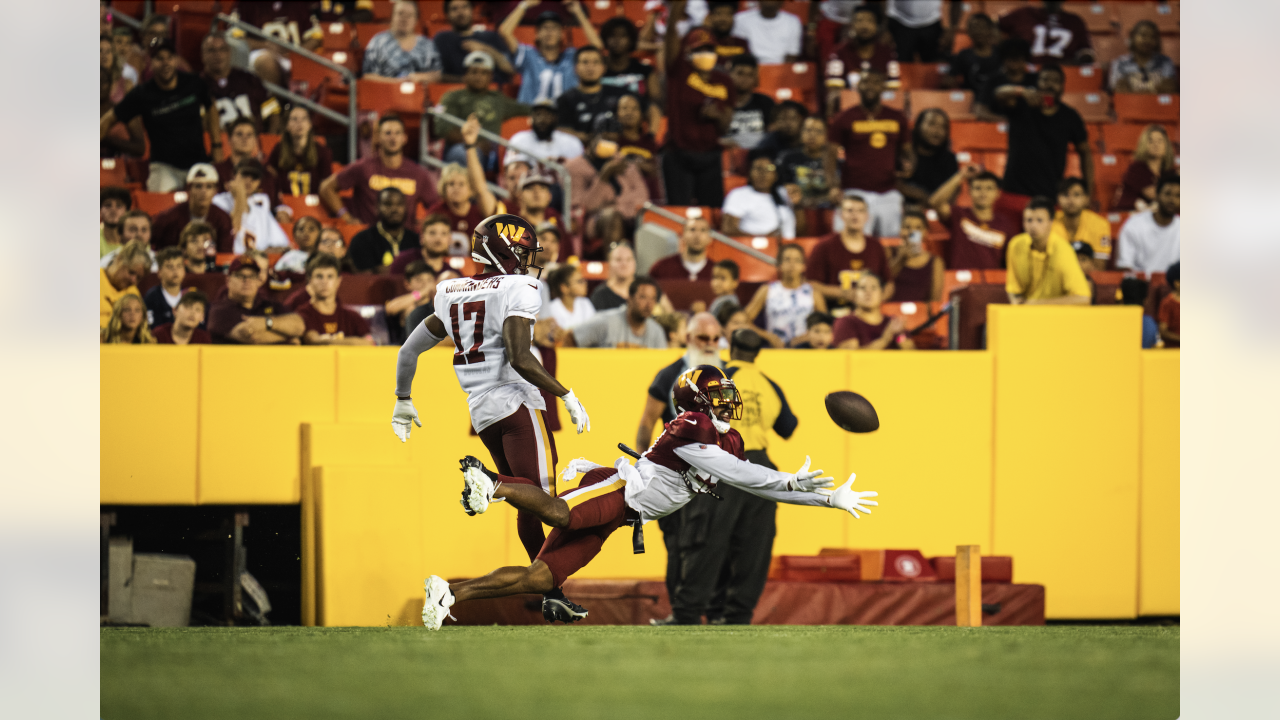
434 273 546 433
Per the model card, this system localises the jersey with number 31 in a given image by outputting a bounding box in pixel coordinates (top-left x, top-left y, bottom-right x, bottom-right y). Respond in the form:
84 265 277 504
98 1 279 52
434 273 545 432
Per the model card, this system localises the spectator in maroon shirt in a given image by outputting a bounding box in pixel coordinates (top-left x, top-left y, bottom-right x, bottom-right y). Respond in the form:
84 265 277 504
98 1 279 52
824 4 899 115
268 106 334 199
297 254 375 345
808 196 892 307
214 117 281 220
832 272 914 350
829 69 911 238
319 115 438 229
207 256 305 344
662 18 736 206
150 164 234 251
425 114 500 256
1114 125 1177 212
888 211 943 302
200 32 281 134
649 216 715 281
929 167 1022 270
703 1 752 73
153 291 212 345
997 1 1094 66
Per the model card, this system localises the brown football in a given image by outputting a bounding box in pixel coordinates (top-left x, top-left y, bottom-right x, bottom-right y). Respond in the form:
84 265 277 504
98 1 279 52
825 391 880 433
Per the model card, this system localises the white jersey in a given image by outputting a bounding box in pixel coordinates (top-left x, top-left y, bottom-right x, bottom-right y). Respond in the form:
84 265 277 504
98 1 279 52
434 273 546 432
764 281 816 345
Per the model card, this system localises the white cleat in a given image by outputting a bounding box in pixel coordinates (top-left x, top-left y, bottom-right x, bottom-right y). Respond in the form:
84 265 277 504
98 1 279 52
459 456 496 515
421 575 456 630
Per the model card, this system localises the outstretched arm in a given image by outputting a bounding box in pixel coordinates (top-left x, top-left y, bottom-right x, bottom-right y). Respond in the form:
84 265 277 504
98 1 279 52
672 444 833 505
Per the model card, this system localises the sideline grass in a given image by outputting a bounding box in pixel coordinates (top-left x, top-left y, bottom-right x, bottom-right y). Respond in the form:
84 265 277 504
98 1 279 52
101 625 1178 719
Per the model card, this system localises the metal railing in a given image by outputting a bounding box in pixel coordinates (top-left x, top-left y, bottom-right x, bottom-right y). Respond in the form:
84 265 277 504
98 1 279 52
215 13 358 163
639 203 778 266
426 108 572 231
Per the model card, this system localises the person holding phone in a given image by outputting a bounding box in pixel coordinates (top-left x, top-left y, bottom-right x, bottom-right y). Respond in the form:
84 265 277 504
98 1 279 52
888 211 944 302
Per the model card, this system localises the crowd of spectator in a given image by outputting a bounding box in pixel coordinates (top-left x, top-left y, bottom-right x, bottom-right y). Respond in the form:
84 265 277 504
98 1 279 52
99 0 1180 351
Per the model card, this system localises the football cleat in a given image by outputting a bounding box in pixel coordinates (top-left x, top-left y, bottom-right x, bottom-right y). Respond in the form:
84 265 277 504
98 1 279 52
459 456 497 515
421 575 456 630
542 596 589 624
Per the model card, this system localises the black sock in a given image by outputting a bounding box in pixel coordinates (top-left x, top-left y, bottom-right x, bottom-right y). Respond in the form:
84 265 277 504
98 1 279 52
543 586 565 601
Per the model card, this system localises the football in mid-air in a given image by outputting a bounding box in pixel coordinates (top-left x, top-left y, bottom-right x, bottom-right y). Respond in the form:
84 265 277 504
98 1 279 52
824 391 879 433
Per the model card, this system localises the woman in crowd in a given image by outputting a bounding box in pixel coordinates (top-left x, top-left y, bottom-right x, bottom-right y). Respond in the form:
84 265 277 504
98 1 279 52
721 157 796 239
544 264 596 332
888 211 944 302
275 215 323 275
268 106 334 197
589 242 637 311
741 243 826 346
901 108 958 207
1108 20 1178 94
100 34 134 104
614 93 662 202
832 272 914 350
101 294 156 345
1114 125 1176 212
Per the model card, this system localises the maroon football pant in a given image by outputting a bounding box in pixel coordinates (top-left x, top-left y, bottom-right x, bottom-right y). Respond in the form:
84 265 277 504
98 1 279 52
477 404 558 562
537 467 630 588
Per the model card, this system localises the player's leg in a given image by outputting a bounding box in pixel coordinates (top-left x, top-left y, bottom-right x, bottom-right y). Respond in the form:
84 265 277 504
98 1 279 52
669 493 733 625
451 560 556 603
535 473 630 622
501 407 559 561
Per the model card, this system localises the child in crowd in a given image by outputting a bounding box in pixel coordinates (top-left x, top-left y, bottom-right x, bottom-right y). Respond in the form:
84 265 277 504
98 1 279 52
101 294 155 345
717 305 786 349
1158 261 1179 348
709 259 741 318
655 312 689 349
742 243 826 345
544 264 597 331
792 311 835 349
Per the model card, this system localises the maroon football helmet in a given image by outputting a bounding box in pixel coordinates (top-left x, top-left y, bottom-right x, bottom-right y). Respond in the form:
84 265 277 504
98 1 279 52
471 214 543 276
672 365 742 422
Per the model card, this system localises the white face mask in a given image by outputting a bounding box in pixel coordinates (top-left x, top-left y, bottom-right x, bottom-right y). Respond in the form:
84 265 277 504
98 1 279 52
711 415 732 434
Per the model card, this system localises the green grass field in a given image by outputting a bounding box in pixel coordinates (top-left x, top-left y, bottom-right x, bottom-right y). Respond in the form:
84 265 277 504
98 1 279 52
101 625 1178 720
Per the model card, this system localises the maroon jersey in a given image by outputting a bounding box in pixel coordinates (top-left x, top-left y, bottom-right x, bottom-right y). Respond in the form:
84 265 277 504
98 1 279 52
204 69 280 132
891 260 935 302
151 202 234 252
830 104 909 193
236 1 317 46
947 206 1022 270
152 324 212 345
268 141 334 197
833 314 899 348
296 302 371 338
214 156 279 205
824 39 898 88
807 233 889 290
648 254 714 281
665 60 736 153
427 199 489 256
207 296 288 343
644 411 746 488
335 156 439 228
998 7 1093 64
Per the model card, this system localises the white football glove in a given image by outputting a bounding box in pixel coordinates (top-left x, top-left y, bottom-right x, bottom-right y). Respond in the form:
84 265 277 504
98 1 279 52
560 389 591 434
391 398 421 442
561 457 604 481
825 473 879 518
786 455 835 493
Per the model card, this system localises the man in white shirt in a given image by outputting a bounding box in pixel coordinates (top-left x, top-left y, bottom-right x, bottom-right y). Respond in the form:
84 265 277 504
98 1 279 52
212 159 290 254
721 156 797 238
731 1 804 65
506 99 585 171
1116 175 1179 274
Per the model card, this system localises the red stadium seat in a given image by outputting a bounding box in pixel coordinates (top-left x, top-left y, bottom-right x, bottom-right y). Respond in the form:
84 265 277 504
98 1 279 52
337 223 368 244
1091 34 1126 67
1101 122 1179 154
950 121 1008 152
355 23 391 50
1117 1 1180 35
982 269 1007 285
513 26 537 46
586 0 621 25
369 1 394 21
501 116 531 139
291 54 348 99
1095 153 1129 210
897 63 947 90
707 239 776 283
418 1 447 26
101 158 129 187
908 90 975 121
1062 92 1112 123
358 78 427 115
321 21 354 50
644 206 716 234
280 195 331 222
781 1 811 23
133 191 180 217
1164 37 1179 65
1062 2 1120 34
943 269 978 301
982 151 1007 177
757 63 818 95
259 133 281 159
1062 65 1105 93
1113 94 1180 124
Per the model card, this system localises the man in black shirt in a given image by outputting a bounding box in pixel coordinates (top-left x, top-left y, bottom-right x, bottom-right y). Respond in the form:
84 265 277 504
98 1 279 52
599 16 661 131
556 46 624 142
947 13 1000 94
777 117 841 225
747 100 807 164
725 54 775 152
348 188 421 272
100 37 222 192
975 37 1037 121
995 63 1094 202
434 0 513 84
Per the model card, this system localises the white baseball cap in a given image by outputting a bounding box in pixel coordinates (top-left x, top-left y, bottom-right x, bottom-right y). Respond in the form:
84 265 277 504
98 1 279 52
186 163 219 185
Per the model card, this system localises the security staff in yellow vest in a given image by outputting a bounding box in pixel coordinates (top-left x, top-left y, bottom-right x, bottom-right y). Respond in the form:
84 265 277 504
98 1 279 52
669 328 798 625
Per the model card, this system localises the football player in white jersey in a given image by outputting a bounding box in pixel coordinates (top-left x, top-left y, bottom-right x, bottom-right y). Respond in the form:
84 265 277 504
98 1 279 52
419 365 880 630
393 213 594 623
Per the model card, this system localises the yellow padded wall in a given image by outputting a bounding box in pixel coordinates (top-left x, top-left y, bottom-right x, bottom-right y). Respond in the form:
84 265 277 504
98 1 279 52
101 346 199 505
1139 350 1179 616
989 305 1142 618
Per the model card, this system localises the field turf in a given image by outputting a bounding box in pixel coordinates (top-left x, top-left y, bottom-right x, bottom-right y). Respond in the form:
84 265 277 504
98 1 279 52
101 625 1178 719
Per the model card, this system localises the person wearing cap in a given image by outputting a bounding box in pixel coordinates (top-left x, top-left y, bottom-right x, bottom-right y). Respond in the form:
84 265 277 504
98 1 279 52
514 173 566 241
555 46 625 142
499 0 603 105
565 116 649 258
150 164 235 252
506 98 584 169
213 158 291 254
696 1 751 73
662 2 737 206
361 0 442 86
207 256 305 344
436 52 530 170
434 0 513 84
101 36 222 192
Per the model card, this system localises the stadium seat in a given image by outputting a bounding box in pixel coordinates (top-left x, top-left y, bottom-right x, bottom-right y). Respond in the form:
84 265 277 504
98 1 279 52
427 82 464 106
357 78 427 116
1063 92 1112 123
840 89 905 112
586 0 621 25
1113 94 1179 124
337 274 405 305
982 151 1007 177
1106 212 1130 246
100 158 129 187
1062 2 1120 34
513 26 536 46
1164 37 1179 65
1096 153 1128 210
982 269 1007 285
897 63 947 90
291 54 348 99
322 21 354 50
1062 65 1105 93
950 121 1008 152
757 63 817 96
1086 123 1105 153
908 90 975 121
369 1 394 20
133 191 181 217
943 269 978 301
1101 122 1179 154
781 1 811 22
280 194 331 222
707 240 776 283
1117 1 1180 35
259 133 281 159
337 223 368 244
355 23 391 50
645 206 716 234
983 1 1024 21
1091 34 1125 67
417 0 447 26
501 116 531 139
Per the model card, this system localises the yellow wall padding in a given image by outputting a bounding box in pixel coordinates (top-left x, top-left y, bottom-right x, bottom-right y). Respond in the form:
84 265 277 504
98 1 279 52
1139 350 1179 616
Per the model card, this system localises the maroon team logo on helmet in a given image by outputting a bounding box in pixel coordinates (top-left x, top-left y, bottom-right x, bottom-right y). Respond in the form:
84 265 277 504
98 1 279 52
471 214 543 277
673 365 743 421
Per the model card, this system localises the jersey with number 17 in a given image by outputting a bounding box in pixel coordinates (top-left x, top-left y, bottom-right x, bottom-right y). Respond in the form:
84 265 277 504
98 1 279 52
434 273 545 433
